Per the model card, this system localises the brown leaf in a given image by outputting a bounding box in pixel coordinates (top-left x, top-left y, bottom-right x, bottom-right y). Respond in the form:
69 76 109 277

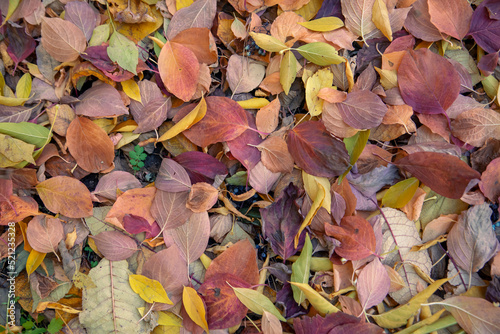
393 152 480 199
105 187 156 229
41 17 86 62
66 117 115 173
248 161 281 194
0 195 39 225
46 104 76 137
91 171 142 202
36 176 93 218
92 231 138 261
479 157 500 202
427 0 473 40
258 136 294 173
167 211 210 263
150 190 192 231
133 98 171 134
404 0 443 42
336 90 388 129
26 216 64 254
227 55 266 94
171 27 218 64
186 182 218 212
166 0 217 39
322 102 359 138
256 99 280 136
451 108 500 147
75 83 129 117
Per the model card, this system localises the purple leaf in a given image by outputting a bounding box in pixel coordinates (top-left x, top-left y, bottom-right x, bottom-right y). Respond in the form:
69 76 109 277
477 51 499 76
336 90 388 129
91 171 141 202
173 151 228 184
316 0 342 19
294 312 383 334
75 83 129 117
469 0 500 53
226 111 262 170
132 97 171 133
65 1 98 41
123 214 152 235
276 282 307 319
260 183 305 260
357 258 390 311
6 25 36 68
156 158 192 192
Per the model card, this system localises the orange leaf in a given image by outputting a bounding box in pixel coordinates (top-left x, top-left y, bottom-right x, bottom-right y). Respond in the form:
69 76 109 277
158 41 200 101
26 216 64 254
36 176 93 218
105 187 156 229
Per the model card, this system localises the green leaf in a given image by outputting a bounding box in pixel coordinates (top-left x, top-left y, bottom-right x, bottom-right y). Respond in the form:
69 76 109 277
382 177 419 209
16 73 32 99
89 24 110 47
153 31 167 57
107 31 139 75
139 153 147 160
298 17 344 32
129 151 138 159
231 285 286 321
297 43 345 66
6 0 20 22
0 122 51 148
134 145 144 154
47 318 64 334
291 234 312 305
249 32 288 53
280 50 297 95
22 320 35 329
130 158 137 165
339 130 370 182
225 171 247 186
137 161 144 168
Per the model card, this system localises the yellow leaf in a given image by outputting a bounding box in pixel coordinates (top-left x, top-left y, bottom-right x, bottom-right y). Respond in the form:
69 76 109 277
149 35 165 49
371 277 449 328
112 119 139 132
280 50 297 95
293 0 322 21
129 274 173 304
157 311 183 327
0 96 29 106
26 249 46 276
122 79 142 103
0 71 5 92
157 96 207 142
302 171 331 213
305 68 333 116
374 67 398 90
16 73 32 99
298 17 344 32
0 134 36 167
372 0 392 41
295 178 325 247
176 0 193 10
382 177 419 209
115 132 141 150
249 32 288 53
183 286 209 333
35 301 82 314
289 282 339 315
237 98 270 109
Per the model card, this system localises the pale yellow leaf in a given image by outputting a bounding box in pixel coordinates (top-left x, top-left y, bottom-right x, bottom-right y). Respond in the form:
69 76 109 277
372 0 392 41
122 79 142 103
298 17 344 32
305 68 333 116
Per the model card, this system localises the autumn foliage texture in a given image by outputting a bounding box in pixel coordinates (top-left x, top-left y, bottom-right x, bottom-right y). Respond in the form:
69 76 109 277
1 0 500 333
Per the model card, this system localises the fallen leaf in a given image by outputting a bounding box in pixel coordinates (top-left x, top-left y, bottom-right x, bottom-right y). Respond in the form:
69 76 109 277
258 136 294 173
129 274 173 304
156 158 192 192
357 258 390 311
427 0 473 40
168 211 210 264
186 182 218 212
183 286 209 333
227 55 266 94
451 107 500 147
41 17 86 62
26 216 64 254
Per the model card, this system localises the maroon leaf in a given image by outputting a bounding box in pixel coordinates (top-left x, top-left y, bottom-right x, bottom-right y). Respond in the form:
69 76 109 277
123 214 153 235
294 313 383 334
5 25 36 68
324 216 377 261
336 90 388 129
287 121 350 178
177 96 249 147
64 1 98 41
260 183 305 260
226 111 262 170
398 49 460 115
392 152 480 199
477 51 499 76
469 0 500 53
92 231 138 261
156 158 192 192
404 0 442 42
173 151 228 184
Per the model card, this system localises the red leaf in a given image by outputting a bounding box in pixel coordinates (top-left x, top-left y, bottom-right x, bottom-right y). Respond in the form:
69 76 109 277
393 152 480 199
324 216 376 261
173 151 228 184
287 121 350 178
398 49 460 115
427 0 473 40
177 97 249 147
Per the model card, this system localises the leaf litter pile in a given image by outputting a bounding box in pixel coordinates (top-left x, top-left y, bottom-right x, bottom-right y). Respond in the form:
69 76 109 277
2 0 500 333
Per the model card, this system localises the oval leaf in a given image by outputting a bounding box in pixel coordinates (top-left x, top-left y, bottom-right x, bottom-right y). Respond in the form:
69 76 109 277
357 258 390 311
381 177 419 209
231 286 286 321
183 286 209 333
41 17 86 62
26 216 64 254
92 231 138 261
297 43 345 66
129 274 173 304
156 158 192 192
